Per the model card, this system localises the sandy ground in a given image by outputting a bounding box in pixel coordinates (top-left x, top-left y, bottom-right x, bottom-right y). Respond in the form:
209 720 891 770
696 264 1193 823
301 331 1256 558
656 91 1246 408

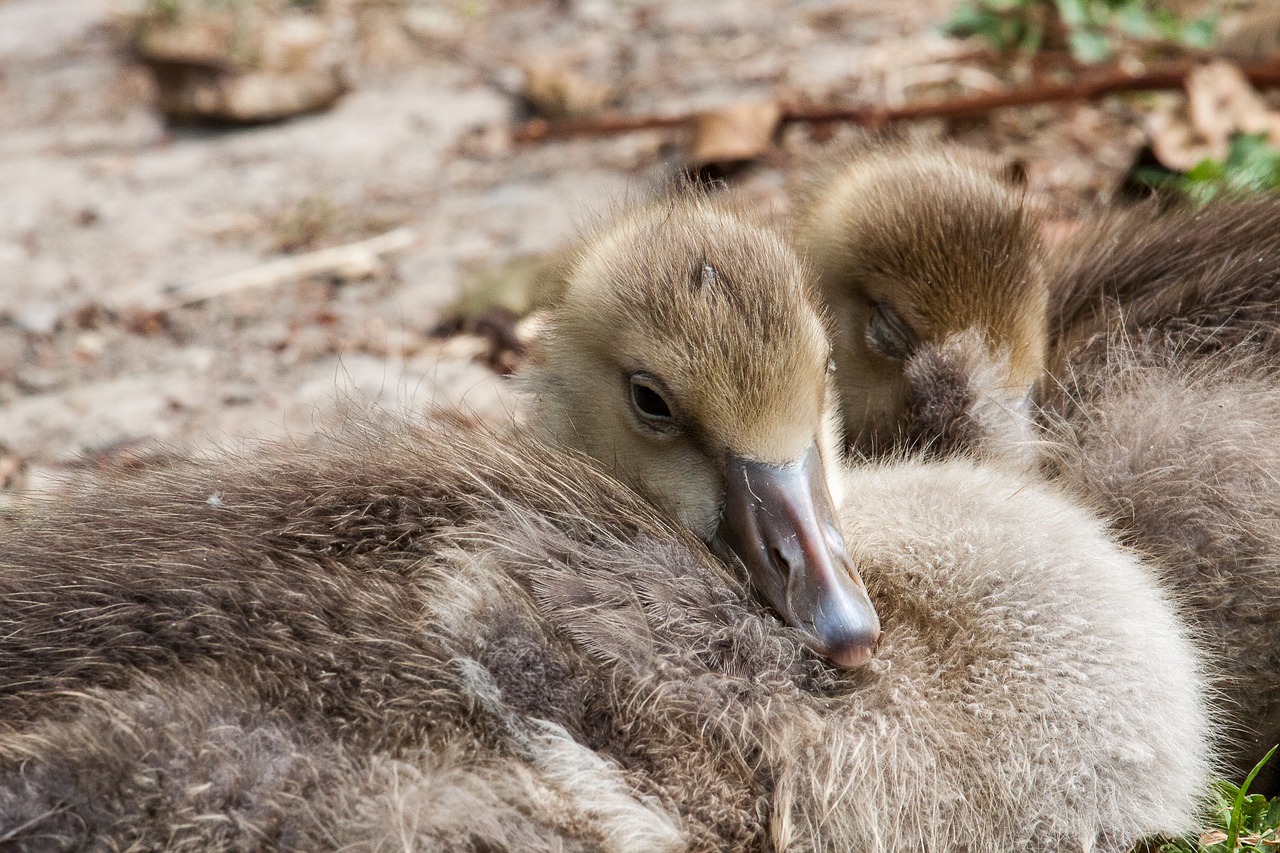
0 0 1143 500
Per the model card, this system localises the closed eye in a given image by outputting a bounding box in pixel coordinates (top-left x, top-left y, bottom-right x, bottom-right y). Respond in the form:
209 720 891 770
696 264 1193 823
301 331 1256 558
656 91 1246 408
866 303 916 361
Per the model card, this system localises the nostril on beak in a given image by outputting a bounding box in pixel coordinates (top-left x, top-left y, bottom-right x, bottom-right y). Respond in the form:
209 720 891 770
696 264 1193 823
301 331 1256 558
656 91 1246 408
769 546 790 582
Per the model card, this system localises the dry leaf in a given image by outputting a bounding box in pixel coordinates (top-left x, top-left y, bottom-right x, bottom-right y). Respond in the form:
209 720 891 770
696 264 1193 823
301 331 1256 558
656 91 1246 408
136 18 236 67
121 308 171 337
1147 102 1215 171
402 7 467 51
686 101 782 170
521 60 611 121
433 251 570 375
1198 829 1280 847
1188 62 1280 144
137 4 341 71
1147 61 1280 171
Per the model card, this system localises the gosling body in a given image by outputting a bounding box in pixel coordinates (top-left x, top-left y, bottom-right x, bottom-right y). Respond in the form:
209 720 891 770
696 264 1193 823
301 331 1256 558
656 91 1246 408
1043 194 1280 788
0 413 1212 851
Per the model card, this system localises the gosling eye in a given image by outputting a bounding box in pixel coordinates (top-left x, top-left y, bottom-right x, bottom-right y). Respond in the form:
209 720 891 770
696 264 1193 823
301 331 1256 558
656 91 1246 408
629 373 675 427
866 303 915 362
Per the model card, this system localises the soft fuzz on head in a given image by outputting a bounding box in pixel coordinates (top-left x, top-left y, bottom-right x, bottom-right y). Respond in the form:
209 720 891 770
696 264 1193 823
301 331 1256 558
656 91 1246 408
793 137 1049 457
523 187 841 537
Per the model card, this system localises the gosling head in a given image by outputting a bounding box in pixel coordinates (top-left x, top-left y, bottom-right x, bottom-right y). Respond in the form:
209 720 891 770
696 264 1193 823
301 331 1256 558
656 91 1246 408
793 141 1049 458
522 189 880 668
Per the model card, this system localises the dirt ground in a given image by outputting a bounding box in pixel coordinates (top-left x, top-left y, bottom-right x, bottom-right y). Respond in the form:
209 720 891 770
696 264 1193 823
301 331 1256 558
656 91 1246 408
0 0 1156 502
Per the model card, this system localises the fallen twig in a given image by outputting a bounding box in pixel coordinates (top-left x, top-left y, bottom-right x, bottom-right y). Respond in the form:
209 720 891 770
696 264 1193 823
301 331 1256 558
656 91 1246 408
514 112 688 143
161 227 417 310
512 57 1280 143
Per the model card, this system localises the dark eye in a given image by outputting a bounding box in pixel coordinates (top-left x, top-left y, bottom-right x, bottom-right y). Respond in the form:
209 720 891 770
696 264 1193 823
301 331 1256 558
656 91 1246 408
630 373 673 423
866 303 915 362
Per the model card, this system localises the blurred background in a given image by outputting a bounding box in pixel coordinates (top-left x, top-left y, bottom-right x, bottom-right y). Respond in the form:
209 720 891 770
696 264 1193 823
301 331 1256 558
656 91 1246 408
1 0 1276 504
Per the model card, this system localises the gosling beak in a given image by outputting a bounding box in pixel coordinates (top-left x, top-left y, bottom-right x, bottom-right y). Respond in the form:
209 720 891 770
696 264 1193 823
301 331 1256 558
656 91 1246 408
715 446 881 668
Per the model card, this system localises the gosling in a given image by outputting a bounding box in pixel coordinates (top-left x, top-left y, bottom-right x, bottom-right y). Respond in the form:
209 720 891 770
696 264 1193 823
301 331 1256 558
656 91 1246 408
793 138 1280 788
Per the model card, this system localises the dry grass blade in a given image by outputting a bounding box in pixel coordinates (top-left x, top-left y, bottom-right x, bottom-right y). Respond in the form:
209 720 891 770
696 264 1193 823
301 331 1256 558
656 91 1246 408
160 227 417 310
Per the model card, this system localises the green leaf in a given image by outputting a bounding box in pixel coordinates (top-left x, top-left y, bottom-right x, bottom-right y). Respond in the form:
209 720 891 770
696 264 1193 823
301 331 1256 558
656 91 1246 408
1224 132 1271 165
1180 15 1218 48
1227 745 1278 849
1055 0 1090 28
1239 792 1271 832
1114 2 1157 38
945 5 996 37
1068 28 1113 61
945 5 1030 51
1152 7 1181 39
1221 134 1280 194
145 0 182 18
1130 164 1179 190
1019 20 1045 53
1266 796 1280 828
945 0 1221 58
1149 750 1280 852
1184 158 1225 183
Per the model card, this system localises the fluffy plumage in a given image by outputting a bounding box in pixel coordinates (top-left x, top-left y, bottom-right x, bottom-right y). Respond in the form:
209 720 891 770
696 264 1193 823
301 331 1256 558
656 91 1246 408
0 668 650 853
793 140 1280 787
1042 195 1280 789
1050 193 1280 368
0 413 1213 851
1043 347 1280 791
0 184 1221 848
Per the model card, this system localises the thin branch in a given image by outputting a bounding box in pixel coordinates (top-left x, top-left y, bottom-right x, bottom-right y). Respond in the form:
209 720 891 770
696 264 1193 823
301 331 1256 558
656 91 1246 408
513 113 688 143
512 57 1280 143
791 57 1280 124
